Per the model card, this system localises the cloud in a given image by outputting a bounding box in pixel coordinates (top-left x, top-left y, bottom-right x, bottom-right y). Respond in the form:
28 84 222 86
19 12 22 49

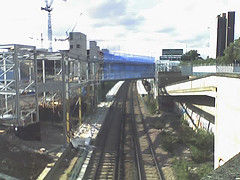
157 27 176 34
88 0 144 30
118 15 145 29
178 33 210 48
128 0 161 10
89 0 127 19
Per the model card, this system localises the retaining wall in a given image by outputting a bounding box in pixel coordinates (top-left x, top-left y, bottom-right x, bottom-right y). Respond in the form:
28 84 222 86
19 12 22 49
174 102 215 134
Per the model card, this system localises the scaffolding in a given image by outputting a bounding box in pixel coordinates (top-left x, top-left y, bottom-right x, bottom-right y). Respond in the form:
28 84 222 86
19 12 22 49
0 44 38 126
0 44 104 146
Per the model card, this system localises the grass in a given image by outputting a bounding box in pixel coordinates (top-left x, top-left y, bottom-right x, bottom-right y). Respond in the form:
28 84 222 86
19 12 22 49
173 157 213 180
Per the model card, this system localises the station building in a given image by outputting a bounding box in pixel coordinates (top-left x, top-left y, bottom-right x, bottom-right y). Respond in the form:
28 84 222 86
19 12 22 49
157 49 182 72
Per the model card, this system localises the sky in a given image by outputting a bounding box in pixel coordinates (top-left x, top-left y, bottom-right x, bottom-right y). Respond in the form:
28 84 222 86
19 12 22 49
0 0 240 59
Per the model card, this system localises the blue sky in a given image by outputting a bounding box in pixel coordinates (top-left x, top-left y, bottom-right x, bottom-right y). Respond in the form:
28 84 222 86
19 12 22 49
0 0 239 59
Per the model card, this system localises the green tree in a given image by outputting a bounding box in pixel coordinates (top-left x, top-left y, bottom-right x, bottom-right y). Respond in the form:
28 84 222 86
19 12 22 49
181 50 201 61
222 42 235 63
221 37 240 64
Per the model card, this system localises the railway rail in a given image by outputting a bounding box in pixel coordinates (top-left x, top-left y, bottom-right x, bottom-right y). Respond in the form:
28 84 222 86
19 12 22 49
83 81 164 179
129 82 164 180
83 81 129 179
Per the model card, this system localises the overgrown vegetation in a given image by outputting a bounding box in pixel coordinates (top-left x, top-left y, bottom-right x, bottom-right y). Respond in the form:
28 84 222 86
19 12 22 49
173 157 193 180
153 121 165 129
173 157 213 180
143 95 158 115
160 130 180 152
180 118 214 163
159 116 214 179
141 92 214 179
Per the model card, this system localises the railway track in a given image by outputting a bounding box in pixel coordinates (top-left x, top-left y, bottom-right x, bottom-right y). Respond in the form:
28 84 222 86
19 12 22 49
83 81 164 180
83 81 129 179
129 82 164 180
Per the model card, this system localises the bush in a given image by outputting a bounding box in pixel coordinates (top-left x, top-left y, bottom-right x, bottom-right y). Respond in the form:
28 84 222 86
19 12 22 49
153 121 165 129
167 117 214 179
194 129 214 150
197 162 213 178
144 96 158 114
187 129 214 163
180 119 214 163
190 145 210 163
161 131 180 152
180 119 195 144
173 157 192 180
173 157 213 180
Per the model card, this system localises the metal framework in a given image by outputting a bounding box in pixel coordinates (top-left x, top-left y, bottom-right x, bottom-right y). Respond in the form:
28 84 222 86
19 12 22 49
0 44 38 126
0 44 103 147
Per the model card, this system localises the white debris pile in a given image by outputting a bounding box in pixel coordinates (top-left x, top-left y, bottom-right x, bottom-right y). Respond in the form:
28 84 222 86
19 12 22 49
98 102 112 108
71 123 101 149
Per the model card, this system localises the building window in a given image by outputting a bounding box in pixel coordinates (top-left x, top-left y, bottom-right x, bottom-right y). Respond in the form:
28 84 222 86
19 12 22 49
70 45 73 49
70 33 73 40
77 44 80 48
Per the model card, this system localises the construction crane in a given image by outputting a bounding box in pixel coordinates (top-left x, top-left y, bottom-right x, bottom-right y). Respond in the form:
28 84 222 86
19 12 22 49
41 0 54 52
41 0 66 51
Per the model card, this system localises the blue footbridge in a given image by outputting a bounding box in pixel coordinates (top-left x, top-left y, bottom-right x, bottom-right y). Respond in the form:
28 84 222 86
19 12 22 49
102 50 155 81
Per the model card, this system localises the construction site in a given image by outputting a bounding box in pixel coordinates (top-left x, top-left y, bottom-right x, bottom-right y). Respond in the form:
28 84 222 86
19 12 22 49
0 40 102 178
0 24 155 180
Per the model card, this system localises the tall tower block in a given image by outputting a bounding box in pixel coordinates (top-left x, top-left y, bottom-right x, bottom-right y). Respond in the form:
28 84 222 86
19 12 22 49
226 11 235 48
216 13 226 57
216 11 235 58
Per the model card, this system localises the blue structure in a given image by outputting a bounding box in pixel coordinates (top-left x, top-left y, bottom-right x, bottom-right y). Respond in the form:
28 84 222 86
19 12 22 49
103 51 155 81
